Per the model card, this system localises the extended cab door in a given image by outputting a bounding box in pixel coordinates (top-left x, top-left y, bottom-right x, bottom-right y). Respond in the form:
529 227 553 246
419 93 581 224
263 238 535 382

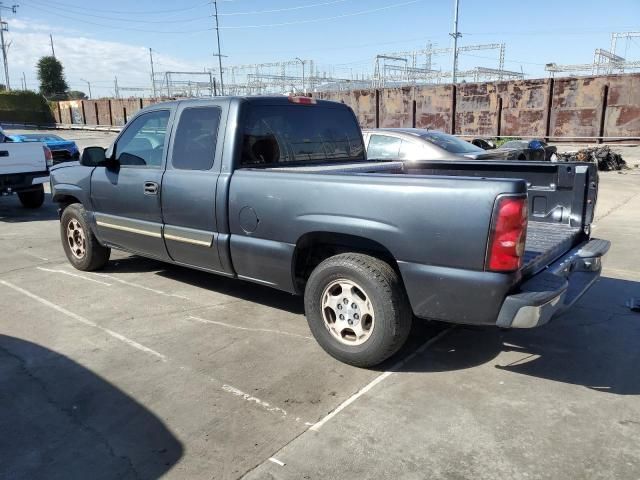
91 108 171 260
161 101 227 273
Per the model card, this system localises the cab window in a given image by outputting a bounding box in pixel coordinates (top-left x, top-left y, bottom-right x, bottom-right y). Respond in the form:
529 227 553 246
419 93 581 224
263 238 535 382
171 107 221 170
115 110 170 168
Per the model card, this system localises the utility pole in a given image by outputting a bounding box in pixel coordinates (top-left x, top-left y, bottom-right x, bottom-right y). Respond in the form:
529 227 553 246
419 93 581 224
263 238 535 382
295 57 306 94
21 70 25 90
50 33 55 57
212 0 224 95
449 0 462 84
148 48 157 98
80 78 92 99
114 76 119 99
0 2 18 91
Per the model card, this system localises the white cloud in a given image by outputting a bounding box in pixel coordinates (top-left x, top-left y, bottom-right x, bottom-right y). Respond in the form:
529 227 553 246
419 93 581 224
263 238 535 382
5 17 206 97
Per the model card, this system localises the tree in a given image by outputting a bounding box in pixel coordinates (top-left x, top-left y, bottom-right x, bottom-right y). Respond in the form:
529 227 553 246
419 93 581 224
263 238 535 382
67 90 87 100
37 56 68 98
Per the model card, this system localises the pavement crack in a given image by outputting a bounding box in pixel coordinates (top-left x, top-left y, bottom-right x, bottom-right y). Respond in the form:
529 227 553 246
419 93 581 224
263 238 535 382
0 344 141 479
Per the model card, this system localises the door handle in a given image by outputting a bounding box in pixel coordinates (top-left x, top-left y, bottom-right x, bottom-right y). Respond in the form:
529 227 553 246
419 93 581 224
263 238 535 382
0 150 9 157
144 181 159 195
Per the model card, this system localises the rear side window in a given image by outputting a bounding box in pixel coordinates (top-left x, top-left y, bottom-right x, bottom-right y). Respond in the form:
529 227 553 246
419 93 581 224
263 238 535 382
240 105 364 166
367 134 401 160
172 106 221 170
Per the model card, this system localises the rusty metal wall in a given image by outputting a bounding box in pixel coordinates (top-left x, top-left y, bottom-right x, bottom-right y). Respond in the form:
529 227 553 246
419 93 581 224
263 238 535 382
604 74 640 138
455 82 499 136
316 89 378 128
498 78 548 137
54 73 640 139
549 76 605 138
415 84 454 132
379 87 413 128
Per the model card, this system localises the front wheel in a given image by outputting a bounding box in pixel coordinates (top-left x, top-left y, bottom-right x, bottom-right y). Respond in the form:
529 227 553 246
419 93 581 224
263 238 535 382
18 185 45 208
304 253 412 367
60 203 111 271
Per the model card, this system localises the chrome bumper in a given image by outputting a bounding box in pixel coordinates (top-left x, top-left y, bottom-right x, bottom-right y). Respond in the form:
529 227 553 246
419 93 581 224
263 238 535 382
496 238 610 328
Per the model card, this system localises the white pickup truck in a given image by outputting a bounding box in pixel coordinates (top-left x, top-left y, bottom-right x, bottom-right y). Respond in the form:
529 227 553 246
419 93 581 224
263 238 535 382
0 134 53 208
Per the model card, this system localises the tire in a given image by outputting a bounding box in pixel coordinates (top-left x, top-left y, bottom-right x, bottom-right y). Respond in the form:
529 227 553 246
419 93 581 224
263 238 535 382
304 253 412 367
17 185 45 208
60 203 111 271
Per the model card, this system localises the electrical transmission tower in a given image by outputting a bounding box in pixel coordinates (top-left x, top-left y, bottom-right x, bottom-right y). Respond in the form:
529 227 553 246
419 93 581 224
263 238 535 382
545 32 640 77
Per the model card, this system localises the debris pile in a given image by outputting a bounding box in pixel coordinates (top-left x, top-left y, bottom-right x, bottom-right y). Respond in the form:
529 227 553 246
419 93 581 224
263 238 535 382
557 146 627 171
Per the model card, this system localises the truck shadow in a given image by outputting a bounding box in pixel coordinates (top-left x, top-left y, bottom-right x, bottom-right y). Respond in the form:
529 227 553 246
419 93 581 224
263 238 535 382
0 193 59 223
104 256 306 315
388 276 640 396
0 334 183 479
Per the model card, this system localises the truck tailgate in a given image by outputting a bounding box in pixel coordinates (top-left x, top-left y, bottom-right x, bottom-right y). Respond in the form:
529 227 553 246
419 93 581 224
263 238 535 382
0 143 46 175
522 221 581 277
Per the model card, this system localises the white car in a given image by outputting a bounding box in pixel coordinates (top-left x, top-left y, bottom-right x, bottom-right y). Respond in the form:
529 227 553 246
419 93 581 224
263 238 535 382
0 128 53 208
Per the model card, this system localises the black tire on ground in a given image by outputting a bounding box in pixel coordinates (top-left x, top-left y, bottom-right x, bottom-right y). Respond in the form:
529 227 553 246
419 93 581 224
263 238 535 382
304 253 412 368
17 184 45 208
60 203 111 271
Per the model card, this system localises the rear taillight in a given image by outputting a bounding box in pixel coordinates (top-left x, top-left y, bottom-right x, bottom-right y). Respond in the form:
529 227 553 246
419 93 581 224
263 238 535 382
43 146 53 168
486 196 528 272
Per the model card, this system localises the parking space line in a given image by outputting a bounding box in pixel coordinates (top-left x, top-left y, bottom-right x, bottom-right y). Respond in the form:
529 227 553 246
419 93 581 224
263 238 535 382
0 279 167 362
309 326 455 432
222 384 289 417
88 272 190 300
37 267 113 286
23 252 50 262
187 315 313 340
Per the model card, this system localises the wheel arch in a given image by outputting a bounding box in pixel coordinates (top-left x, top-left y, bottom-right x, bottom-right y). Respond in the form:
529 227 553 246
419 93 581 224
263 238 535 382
292 231 400 294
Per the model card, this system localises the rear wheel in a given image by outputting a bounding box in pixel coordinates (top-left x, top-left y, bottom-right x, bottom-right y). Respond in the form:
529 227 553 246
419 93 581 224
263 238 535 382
304 253 412 367
60 203 111 271
18 185 45 208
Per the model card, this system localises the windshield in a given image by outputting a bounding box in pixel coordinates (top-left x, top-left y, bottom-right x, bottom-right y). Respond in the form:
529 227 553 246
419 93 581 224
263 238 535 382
420 131 484 154
240 104 365 166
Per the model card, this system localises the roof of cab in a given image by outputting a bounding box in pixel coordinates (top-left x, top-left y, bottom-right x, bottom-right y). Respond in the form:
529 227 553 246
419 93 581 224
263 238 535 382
142 95 342 110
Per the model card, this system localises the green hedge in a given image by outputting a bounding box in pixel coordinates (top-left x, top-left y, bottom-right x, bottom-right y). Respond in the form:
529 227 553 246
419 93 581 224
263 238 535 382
0 91 56 125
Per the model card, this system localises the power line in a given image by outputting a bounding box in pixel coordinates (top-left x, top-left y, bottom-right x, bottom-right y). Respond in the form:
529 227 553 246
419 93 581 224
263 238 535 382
22 0 425 34
219 0 351 16
218 0 425 29
28 0 210 15
23 0 210 25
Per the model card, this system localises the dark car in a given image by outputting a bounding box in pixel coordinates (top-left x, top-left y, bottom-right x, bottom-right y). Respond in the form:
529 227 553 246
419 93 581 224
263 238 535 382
363 128 515 161
499 139 558 161
10 133 80 164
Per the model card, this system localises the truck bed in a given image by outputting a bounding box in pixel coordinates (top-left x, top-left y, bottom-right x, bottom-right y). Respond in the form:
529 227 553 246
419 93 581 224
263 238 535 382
522 221 580 276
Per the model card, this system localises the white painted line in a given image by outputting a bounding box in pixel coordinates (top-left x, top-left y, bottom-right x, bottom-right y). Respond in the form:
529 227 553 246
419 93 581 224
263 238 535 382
89 272 189 300
309 326 454 432
187 315 313 340
24 252 49 261
0 280 167 362
37 267 112 286
268 458 285 467
222 384 288 417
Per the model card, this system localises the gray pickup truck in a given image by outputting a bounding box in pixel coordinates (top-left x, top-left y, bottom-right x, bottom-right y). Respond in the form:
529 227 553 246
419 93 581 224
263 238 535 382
50 96 610 367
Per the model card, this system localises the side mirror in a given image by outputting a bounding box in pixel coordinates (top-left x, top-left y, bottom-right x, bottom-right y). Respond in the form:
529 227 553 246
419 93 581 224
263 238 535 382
80 146 119 169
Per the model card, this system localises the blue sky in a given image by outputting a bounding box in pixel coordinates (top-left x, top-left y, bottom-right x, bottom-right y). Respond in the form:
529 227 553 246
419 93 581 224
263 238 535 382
5 0 640 96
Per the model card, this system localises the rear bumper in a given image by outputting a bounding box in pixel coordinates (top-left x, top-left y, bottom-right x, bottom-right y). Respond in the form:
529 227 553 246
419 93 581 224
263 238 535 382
495 238 610 328
0 171 49 194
